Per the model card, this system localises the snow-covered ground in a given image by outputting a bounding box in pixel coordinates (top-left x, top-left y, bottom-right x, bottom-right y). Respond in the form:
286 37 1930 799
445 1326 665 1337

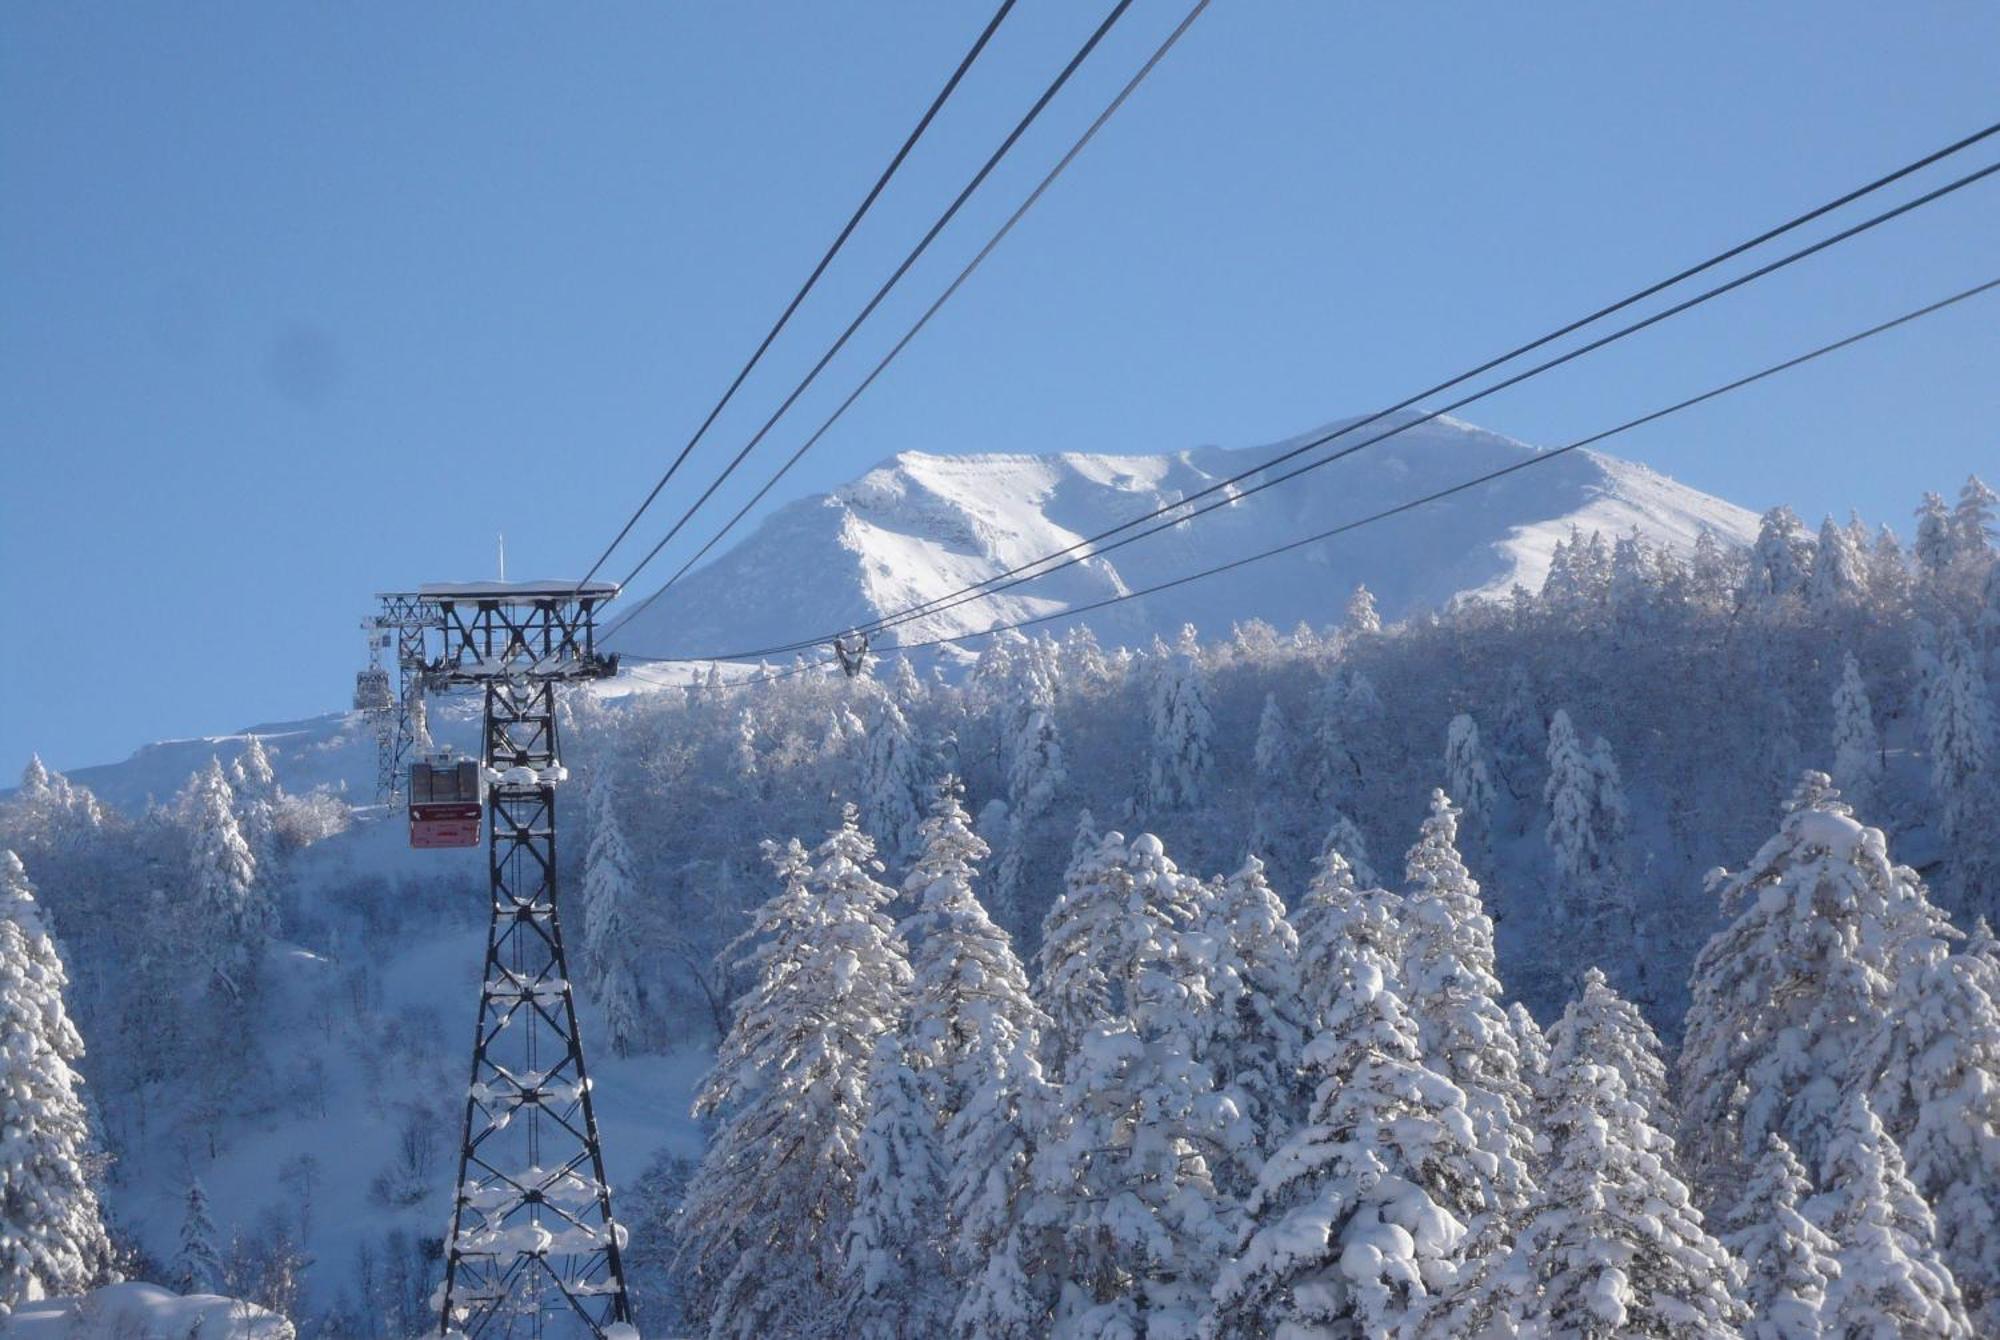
96 798 710 1326
5 1283 294 1339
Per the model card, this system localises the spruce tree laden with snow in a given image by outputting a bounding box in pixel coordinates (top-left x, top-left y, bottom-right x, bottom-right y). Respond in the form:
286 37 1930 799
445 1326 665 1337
1678 776 1912 1189
1723 1135 1837 1340
0 854 111 1311
1864 913 2000 1326
1146 648 1214 812
1318 806 1378 891
1743 505 1816 607
894 779 1053 1322
1398 789 1535 1215
1211 914 1485 1337
1546 965 1675 1138
1513 998 1744 1339
1026 832 1231 1337
1543 709 1603 923
581 778 644 1056
1809 1094 1972 1338
679 813 913 1338
842 1032 954 1340
174 1178 222 1297
862 695 926 864
1444 713 1498 854
1951 475 1997 567
1344 583 1382 637
180 758 268 993
1927 621 1994 855
1289 846 1402 1033
1829 652 1882 816
1198 855 1307 1180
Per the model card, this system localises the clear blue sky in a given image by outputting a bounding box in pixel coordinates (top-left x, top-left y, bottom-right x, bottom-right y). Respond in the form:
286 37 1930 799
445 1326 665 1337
3 2 1996 774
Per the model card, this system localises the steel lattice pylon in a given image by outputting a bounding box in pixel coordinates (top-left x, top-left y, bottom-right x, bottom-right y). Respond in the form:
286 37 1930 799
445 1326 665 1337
367 594 443 805
380 583 631 1339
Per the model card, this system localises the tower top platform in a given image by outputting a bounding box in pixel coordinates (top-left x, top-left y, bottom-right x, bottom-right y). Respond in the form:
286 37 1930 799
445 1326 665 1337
397 580 621 603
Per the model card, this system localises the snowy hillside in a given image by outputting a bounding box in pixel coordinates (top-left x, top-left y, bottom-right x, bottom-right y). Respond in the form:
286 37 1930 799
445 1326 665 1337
607 412 1757 658
5 1283 295 1338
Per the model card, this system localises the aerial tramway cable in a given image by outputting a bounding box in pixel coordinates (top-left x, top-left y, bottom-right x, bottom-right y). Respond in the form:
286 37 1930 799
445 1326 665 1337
609 0 1141 600
681 143 2000 662
873 275 2000 655
620 272 2000 680
573 0 1021 594
613 0 1216 629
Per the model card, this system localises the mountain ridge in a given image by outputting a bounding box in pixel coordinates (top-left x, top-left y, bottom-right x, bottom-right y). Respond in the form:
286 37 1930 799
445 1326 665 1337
607 411 1757 659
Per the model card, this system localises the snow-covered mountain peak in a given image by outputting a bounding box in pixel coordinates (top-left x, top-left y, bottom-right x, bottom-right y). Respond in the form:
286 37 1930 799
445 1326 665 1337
609 414 1757 660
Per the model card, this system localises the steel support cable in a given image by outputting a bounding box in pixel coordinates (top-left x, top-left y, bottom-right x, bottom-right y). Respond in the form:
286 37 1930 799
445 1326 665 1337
610 0 1140 600
692 151 2000 661
619 275 1998 677
845 274 2000 654
572 0 1022 594
617 0 1215 626
683 124 2000 660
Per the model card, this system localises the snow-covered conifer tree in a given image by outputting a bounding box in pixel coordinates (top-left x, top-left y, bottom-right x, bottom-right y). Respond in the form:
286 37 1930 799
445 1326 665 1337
1690 528 1736 609
995 698 1066 935
1869 523 1913 608
1212 932 1485 1336
1290 847 1401 1032
174 1178 222 1296
1865 921 2000 1327
1249 693 1300 864
0 855 110 1310
1546 966 1673 1137
1543 709 1602 908
842 1032 954 1339
896 781 1057 1336
1679 776 1912 1186
896 778 1052 1319
1806 515 1868 612
861 695 925 863
1955 475 1998 562
1318 806 1378 890
1509 1001 1550 1107
889 655 926 706
1200 856 1307 1174
679 813 912 1336
232 736 277 799
1253 693 1294 787
1034 828 1136 1072
1810 1094 1972 1337
1916 491 1956 579
1741 505 1816 608
1398 790 1535 1214
1146 649 1213 812
181 758 267 991
1513 1005 1743 1339
1026 831 1229 1337
581 780 644 1056
1609 530 1654 621
1344 583 1381 636
1589 733 1631 851
1927 621 1993 846
1830 652 1883 815
1444 713 1497 848
1724 1135 1837 1340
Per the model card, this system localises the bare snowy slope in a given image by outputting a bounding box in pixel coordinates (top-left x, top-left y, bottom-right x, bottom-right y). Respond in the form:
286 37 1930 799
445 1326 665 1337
607 413 1757 659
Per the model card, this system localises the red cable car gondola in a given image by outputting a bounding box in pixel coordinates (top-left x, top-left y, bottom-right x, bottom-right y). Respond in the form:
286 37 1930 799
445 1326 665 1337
410 755 483 849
